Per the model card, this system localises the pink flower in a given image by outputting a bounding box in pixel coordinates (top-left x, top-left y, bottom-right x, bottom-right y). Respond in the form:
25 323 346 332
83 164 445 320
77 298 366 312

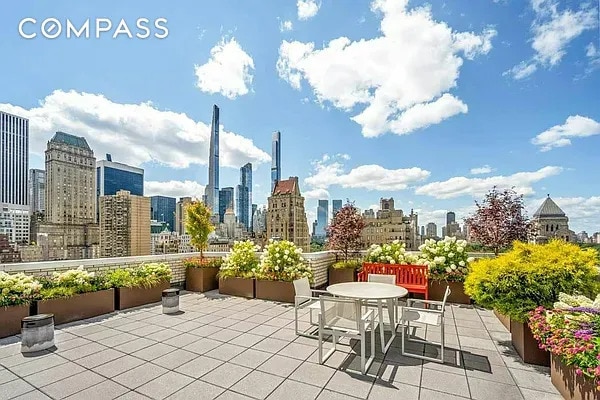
575 368 583 376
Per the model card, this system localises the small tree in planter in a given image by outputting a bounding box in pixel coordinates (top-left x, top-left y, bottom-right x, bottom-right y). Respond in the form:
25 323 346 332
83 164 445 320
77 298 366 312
255 240 313 303
185 201 214 258
418 237 475 303
465 240 599 366
326 201 364 284
184 257 223 292
38 266 114 325
218 240 260 298
0 272 42 338
107 263 172 310
464 186 533 255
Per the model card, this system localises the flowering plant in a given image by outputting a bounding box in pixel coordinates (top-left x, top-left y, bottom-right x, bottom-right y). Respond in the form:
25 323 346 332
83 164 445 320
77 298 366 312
529 295 600 391
0 272 42 306
40 266 110 298
418 237 474 282
365 240 414 264
106 263 171 288
257 240 313 282
218 240 260 279
184 257 223 269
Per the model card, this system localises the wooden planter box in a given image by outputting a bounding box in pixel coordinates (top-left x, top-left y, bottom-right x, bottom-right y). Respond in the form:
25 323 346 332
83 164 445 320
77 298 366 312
38 289 115 325
219 277 255 298
0 305 30 338
551 354 599 400
328 267 356 285
115 281 170 310
428 281 471 304
186 267 219 292
494 310 511 332
255 280 295 303
510 320 550 366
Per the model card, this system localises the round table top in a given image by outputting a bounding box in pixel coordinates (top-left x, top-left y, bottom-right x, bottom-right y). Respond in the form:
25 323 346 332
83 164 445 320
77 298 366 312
326 282 408 300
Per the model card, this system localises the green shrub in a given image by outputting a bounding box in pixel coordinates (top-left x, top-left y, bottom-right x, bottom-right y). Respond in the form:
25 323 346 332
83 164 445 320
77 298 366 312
184 257 223 268
218 240 260 279
332 260 362 270
0 272 42 306
106 263 172 288
465 240 600 322
257 240 313 282
40 266 110 299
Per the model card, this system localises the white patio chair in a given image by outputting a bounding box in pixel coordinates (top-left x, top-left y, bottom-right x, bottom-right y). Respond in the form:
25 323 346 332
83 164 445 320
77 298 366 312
293 277 330 338
318 296 375 374
400 285 451 363
365 274 400 352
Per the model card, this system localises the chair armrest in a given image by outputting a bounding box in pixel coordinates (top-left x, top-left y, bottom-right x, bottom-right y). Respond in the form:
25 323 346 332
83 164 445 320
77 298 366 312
401 306 443 315
311 289 330 295
407 298 444 307
295 295 317 306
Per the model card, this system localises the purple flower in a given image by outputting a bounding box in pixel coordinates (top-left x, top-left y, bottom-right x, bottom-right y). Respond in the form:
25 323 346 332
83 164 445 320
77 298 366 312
567 307 600 314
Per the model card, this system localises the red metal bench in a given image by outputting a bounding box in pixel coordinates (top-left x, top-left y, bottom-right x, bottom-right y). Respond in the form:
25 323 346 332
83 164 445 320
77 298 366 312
358 263 429 299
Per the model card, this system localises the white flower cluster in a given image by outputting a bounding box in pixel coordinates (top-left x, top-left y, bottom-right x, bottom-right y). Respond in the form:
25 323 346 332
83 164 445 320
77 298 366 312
0 271 42 305
258 240 313 282
53 265 95 287
554 292 600 310
221 240 261 278
418 236 474 277
365 240 413 264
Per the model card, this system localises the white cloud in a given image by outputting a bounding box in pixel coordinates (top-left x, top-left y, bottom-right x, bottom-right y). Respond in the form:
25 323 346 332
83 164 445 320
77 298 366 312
145 180 206 199
194 37 255 99
532 115 600 151
279 20 294 32
470 165 493 175
505 0 597 79
586 42 598 58
277 0 495 138
527 196 600 233
297 0 320 20
0 90 270 169
415 166 563 199
305 155 430 191
304 188 330 200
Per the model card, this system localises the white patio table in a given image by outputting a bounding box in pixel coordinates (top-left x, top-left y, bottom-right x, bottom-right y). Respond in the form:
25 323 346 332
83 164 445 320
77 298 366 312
326 282 408 353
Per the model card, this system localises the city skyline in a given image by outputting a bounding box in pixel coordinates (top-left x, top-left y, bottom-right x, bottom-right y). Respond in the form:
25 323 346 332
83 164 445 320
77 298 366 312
0 0 599 234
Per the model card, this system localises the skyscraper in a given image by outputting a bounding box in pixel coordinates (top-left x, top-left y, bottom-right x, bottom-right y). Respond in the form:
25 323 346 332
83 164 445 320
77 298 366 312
0 111 29 244
332 199 343 217
175 197 193 235
446 211 456 226
271 131 281 193
426 222 437 238
251 203 257 233
236 163 252 230
267 177 310 251
219 187 234 223
316 199 329 237
206 105 220 216
28 169 45 215
96 155 144 197
150 196 176 231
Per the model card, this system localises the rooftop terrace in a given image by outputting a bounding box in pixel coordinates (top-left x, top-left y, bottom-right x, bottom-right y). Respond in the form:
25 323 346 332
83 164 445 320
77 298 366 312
0 291 562 400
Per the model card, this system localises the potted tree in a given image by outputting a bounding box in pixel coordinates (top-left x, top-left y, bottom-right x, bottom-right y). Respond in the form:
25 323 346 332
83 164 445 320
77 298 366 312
185 258 223 292
107 263 172 310
418 237 474 304
255 239 313 303
218 240 260 298
326 201 364 284
529 294 600 399
0 272 41 338
465 240 599 366
37 266 114 325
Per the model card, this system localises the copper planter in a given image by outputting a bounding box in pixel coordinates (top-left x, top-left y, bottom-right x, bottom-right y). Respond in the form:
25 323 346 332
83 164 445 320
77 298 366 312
115 281 171 310
510 320 550 366
0 305 30 338
494 309 511 332
428 281 471 304
38 289 115 325
328 268 356 285
186 267 219 292
218 277 255 298
255 280 295 303
551 354 599 400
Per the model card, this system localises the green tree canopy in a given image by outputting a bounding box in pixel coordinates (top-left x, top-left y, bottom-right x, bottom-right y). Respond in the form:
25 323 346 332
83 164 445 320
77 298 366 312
185 201 214 258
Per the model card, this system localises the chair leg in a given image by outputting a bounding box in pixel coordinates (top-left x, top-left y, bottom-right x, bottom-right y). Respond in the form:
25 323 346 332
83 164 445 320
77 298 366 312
295 305 299 336
377 301 385 352
318 315 323 364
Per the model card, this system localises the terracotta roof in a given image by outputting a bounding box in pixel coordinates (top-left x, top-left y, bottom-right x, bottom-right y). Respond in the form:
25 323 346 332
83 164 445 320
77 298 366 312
272 177 297 195
533 195 566 218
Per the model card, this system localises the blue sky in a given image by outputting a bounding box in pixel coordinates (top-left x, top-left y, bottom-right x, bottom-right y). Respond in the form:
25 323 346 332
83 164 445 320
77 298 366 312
1 0 599 234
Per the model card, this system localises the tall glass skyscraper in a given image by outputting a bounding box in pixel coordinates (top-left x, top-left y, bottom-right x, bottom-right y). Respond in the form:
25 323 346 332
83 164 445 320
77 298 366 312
206 105 220 216
236 163 252 230
28 169 45 214
0 111 29 206
219 187 234 223
271 131 281 193
97 157 144 197
316 199 329 237
332 199 343 217
150 196 176 231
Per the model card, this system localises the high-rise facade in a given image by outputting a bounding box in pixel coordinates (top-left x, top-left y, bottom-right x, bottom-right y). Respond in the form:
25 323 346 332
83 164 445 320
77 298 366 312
175 197 193 235
332 199 343 217
446 211 456 227
251 203 257 233
96 156 144 197
361 198 420 250
28 169 45 215
150 196 176 231
219 187 234 223
426 222 437 238
252 205 267 234
0 111 30 244
205 105 220 216
36 132 99 260
271 131 281 193
236 163 252 230
316 199 328 237
266 177 310 252
99 190 151 257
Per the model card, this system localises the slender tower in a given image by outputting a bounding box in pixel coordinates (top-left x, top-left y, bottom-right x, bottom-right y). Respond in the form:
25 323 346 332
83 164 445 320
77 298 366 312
206 105 220 215
271 131 281 193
